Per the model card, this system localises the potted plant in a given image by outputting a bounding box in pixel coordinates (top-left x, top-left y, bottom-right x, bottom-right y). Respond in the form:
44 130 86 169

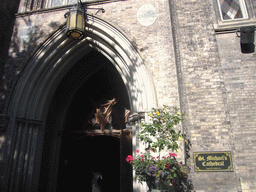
126 106 193 191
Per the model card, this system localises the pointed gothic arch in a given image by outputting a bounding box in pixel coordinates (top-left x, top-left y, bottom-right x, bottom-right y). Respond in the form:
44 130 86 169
3 15 157 191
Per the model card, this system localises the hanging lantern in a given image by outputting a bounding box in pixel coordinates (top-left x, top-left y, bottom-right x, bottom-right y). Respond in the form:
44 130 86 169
65 0 86 40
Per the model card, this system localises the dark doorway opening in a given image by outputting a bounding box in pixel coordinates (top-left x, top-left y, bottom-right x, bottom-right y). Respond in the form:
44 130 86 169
39 50 132 192
56 135 120 192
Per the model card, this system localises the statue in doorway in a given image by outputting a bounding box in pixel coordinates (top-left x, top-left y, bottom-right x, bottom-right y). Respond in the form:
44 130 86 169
91 171 102 192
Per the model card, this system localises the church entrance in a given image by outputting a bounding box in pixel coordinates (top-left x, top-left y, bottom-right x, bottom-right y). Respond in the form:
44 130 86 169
39 50 132 192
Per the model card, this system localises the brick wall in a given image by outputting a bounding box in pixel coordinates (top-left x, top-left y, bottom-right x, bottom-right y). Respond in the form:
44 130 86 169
171 0 256 191
171 0 241 190
216 33 256 192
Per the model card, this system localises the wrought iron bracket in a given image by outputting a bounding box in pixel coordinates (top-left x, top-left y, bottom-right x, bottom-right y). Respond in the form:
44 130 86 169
79 0 105 15
87 7 105 15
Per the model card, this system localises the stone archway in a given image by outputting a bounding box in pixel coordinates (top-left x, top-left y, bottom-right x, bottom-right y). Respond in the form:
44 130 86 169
3 16 157 192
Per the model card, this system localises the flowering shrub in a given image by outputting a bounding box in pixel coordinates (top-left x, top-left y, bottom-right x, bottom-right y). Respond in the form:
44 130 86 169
139 106 184 153
126 106 193 191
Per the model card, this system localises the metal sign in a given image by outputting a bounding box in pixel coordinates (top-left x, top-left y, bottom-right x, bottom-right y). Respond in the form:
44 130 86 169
194 151 233 172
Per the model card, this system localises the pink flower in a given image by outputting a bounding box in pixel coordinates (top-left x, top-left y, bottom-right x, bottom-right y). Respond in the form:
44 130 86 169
135 149 140 153
141 159 145 161
141 155 145 158
166 163 171 169
162 156 166 159
126 155 134 163
169 153 177 157
151 157 155 160
178 163 181 165
150 148 153 152
157 156 160 159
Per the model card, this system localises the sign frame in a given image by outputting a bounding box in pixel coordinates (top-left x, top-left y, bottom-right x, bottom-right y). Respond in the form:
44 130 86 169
194 151 233 172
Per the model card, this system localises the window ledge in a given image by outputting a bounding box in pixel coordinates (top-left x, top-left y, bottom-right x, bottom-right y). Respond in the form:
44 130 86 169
214 18 256 34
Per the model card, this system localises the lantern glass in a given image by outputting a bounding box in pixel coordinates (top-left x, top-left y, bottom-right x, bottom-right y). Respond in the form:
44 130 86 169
65 5 86 40
70 12 77 28
77 14 83 29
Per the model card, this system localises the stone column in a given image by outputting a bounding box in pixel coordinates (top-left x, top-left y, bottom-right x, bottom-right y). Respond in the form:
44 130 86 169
0 114 9 189
2 117 42 192
128 112 148 192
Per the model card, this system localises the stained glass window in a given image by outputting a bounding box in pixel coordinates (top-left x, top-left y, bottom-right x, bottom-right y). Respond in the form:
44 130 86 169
217 0 248 20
